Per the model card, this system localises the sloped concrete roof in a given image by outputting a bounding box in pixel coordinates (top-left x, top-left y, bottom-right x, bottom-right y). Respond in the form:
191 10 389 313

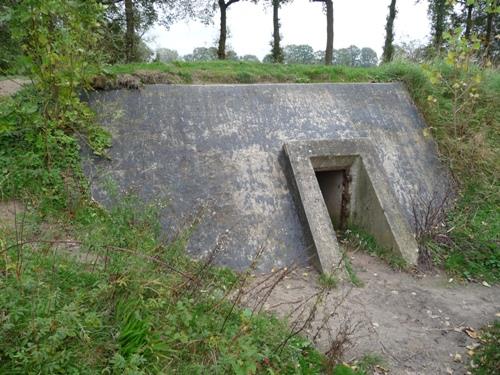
85 83 449 271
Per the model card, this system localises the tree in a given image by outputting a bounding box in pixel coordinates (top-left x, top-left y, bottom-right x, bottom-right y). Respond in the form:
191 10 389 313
226 49 239 60
483 0 498 60
283 44 316 64
382 0 397 63
312 0 334 65
445 0 499 63
464 0 475 40
263 53 274 63
216 0 256 59
190 47 218 61
269 0 293 63
241 54 260 62
99 0 198 63
334 48 351 66
393 40 427 63
333 45 367 66
314 50 325 63
427 0 452 53
155 48 180 62
360 47 378 66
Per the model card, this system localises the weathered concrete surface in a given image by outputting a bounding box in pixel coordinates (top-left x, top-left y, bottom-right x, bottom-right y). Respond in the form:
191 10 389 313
85 83 449 271
284 139 419 275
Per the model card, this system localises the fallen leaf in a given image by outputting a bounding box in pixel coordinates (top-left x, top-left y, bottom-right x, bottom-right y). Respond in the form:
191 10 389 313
465 327 478 339
454 353 462 362
466 343 480 350
482 281 491 288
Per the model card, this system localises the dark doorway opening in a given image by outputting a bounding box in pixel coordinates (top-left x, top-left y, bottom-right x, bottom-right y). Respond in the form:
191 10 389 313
315 169 350 231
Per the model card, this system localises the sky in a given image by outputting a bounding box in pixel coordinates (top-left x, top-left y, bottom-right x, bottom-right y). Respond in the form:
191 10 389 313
145 0 430 60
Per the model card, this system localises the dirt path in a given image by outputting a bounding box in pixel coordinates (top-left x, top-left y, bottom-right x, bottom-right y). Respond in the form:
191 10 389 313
0 78 29 97
251 252 499 375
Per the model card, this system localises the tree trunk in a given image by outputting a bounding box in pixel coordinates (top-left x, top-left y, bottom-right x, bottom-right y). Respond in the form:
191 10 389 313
218 0 227 59
124 0 135 63
325 0 333 65
272 0 283 63
382 0 397 63
433 0 447 52
464 3 473 41
483 4 494 59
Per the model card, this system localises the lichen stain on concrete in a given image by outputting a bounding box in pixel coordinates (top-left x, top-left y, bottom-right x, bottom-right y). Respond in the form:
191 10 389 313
85 83 450 271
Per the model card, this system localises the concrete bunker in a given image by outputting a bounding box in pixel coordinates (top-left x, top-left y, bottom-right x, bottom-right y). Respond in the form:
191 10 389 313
284 139 419 276
85 83 449 272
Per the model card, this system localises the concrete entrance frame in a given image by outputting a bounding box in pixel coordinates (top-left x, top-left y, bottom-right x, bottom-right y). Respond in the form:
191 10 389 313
284 139 419 276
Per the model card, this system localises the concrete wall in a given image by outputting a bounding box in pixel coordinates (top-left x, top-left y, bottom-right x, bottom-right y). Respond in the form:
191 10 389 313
85 83 448 271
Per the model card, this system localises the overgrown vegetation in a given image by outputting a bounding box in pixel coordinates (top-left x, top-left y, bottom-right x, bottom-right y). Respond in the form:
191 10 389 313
471 321 500 374
341 227 408 271
0 195 328 373
331 354 386 375
1 0 110 209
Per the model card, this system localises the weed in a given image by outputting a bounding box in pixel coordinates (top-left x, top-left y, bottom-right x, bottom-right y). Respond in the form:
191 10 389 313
342 227 408 270
343 255 364 287
319 273 338 289
472 321 500 374
356 353 386 374
0 194 327 373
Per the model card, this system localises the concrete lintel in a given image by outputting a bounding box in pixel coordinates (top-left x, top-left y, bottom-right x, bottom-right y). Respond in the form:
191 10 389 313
283 139 419 275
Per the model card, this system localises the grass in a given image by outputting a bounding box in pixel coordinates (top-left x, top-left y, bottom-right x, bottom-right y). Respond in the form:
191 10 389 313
342 255 364 287
318 273 338 289
105 59 428 85
342 227 408 271
332 353 385 375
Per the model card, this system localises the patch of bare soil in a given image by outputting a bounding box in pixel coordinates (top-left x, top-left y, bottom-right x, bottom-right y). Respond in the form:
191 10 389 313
91 71 184 90
0 200 24 233
0 200 101 266
250 251 499 375
0 78 29 97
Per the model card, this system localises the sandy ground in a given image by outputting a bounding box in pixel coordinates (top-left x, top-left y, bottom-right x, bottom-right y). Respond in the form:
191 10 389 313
0 78 29 97
247 251 499 375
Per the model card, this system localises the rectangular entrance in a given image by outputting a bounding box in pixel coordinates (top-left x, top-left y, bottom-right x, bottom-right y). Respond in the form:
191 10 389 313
315 169 350 231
